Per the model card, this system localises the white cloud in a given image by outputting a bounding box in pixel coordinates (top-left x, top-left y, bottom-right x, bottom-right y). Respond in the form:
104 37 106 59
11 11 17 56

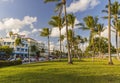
0 16 37 38
67 0 100 13
32 29 38 33
0 16 37 31
0 0 14 3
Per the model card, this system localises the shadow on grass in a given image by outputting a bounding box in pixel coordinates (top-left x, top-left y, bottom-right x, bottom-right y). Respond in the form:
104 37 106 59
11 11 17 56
1 71 120 83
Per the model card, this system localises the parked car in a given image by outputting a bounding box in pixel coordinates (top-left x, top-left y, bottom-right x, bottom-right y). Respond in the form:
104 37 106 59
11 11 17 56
22 57 29 62
30 58 36 62
39 57 46 61
9 58 16 61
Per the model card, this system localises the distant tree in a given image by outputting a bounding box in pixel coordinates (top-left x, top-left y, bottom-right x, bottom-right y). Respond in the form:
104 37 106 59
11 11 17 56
9 31 13 37
86 37 116 56
40 28 51 57
44 0 72 64
0 46 13 58
31 45 37 52
15 38 22 46
49 16 63 59
96 24 105 57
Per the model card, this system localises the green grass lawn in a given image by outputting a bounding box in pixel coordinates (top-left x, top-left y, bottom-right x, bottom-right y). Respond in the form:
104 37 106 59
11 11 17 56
0 58 120 83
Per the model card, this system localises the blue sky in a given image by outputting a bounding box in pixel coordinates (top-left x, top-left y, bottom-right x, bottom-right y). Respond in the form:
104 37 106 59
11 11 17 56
0 0 119 47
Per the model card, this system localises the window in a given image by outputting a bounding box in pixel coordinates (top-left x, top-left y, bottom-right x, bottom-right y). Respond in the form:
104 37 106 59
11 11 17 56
26 44 28 47
7 42 11 45
17 48 20 51
25 49 28 52
21 48 24 52
4 42 6 45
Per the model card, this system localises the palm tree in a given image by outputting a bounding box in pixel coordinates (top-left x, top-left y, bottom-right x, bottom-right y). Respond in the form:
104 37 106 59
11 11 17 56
74 35 82 60
67 13 76 36
108 0 113 65
44 0 72 64
117 21 120 60
49 16 63 59
96 24 104 58
15 38 22 46
102 1 120 62
9 31 13 37
67 13 76 57
67 29 73 53
40 28 51 57
111 1 120 60
80 37 88 56
60 35 65 54
83 16 98 61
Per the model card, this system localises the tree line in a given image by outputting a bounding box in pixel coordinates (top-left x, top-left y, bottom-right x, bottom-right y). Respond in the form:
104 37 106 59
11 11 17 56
41 0 120 65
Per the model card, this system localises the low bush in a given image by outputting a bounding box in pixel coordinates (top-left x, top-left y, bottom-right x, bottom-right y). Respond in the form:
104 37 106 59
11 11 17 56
0 60 22 67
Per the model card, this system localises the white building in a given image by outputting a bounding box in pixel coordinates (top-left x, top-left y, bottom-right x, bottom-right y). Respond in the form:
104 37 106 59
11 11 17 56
0 34 28 58
0 33 46 58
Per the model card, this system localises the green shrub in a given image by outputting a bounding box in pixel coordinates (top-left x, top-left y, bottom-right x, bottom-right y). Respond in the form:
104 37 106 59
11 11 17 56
0 60 22 67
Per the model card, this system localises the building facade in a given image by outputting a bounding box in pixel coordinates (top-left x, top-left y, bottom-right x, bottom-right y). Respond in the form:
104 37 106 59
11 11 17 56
0 33 46 58
0 34 28 58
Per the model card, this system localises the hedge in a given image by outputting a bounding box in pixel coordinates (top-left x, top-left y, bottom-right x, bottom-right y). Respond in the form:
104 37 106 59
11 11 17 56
0 60 22 67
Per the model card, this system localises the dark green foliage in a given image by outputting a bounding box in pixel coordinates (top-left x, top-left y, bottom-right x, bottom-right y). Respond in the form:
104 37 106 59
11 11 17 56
0 60 22 67
30 45 37 52
0 46 13 55
86 37 116 54
15 38 22 46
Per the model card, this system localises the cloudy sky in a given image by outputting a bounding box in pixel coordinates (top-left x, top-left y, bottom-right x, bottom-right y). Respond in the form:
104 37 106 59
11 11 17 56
0 0 119 47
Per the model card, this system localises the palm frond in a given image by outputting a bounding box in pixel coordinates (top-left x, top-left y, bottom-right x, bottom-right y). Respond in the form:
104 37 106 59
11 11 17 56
102 10 108 13
75 23 84 26
54 2 63 13
44 0 59 3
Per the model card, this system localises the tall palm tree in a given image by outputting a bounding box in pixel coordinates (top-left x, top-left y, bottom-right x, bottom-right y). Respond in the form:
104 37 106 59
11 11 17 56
111 1 120 60
67 29 73 52
102 1 120 62
83 16 98 60
40 28 51 57
96 24 104 58
67 13 76 57
108 0 113 65
49 16 63 59
44 0 72 64
118 20 120 51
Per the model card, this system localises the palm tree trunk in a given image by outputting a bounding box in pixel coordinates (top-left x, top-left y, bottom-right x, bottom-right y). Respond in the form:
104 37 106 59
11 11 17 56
116 30 119 60
72 27 74 58
99 33 101 58
77 48 80 60
115 14 119 60
108 0 113 65
63 0 72 64
91 31 94 62
59 28 62 59
118 32 120 53
48 36 50 58
117 31 120 60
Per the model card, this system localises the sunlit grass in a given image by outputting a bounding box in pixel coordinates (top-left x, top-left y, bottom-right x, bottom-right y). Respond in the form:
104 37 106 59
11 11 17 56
0 58 120 83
